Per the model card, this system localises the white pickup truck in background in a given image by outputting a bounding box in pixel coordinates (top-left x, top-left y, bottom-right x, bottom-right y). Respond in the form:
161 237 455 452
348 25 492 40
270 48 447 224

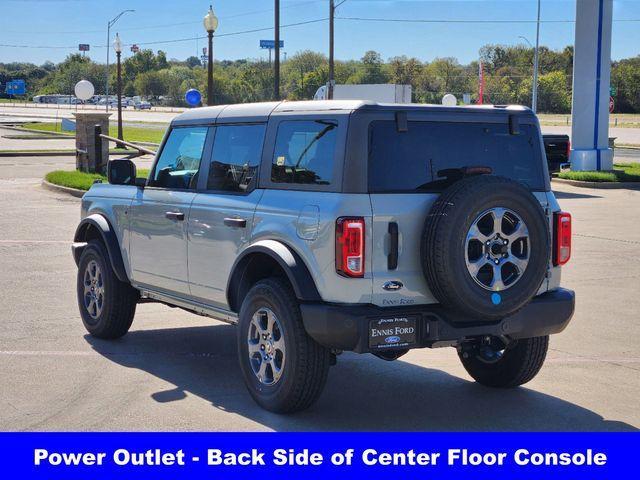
314 83 412 103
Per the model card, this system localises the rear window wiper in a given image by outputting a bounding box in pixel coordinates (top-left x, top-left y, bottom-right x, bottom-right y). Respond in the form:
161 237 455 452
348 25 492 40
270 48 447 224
437 165 493 182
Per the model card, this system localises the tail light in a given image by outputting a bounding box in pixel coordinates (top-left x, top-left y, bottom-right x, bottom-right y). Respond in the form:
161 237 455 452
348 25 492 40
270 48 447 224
566 138 571 161
554 212 572 266
336 217 365 277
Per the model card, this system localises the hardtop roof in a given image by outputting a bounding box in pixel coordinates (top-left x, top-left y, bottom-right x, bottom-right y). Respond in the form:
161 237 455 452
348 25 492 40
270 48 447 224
170 100 534 125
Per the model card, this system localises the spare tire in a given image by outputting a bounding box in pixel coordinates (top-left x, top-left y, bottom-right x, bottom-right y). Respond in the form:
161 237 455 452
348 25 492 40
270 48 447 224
421 175 550 321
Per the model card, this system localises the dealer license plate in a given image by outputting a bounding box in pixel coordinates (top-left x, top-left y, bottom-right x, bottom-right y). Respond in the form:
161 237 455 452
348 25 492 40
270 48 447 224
368 316 417 350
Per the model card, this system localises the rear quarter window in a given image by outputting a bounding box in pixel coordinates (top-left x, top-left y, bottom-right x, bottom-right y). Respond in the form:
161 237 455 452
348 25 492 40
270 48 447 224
368 120 545 192
271 120 338 186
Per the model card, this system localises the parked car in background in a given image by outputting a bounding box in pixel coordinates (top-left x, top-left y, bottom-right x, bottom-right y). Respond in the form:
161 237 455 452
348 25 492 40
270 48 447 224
134 101 152 110
542 134 571 174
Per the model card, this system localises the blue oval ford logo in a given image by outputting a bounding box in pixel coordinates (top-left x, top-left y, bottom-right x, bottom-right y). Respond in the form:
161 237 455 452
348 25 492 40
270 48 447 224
385 336 401 344
382 281 404 291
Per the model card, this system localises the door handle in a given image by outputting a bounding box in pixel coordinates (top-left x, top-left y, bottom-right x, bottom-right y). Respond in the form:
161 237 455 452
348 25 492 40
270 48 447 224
388 222 399 270
224 217 247 228
165 211 185 221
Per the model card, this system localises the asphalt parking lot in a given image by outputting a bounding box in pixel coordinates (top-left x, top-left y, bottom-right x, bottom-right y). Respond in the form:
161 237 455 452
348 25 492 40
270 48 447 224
0 154 638 432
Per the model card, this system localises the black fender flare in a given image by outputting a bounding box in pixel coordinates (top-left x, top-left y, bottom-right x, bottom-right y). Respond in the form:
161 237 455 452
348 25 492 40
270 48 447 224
226 239 321 312
73 214 129 283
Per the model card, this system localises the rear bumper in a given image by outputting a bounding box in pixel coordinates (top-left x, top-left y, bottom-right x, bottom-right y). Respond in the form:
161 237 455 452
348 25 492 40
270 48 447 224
300 288 575 353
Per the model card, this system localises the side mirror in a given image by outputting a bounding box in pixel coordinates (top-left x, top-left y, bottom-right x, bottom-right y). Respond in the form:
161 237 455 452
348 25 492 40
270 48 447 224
107 159 136 185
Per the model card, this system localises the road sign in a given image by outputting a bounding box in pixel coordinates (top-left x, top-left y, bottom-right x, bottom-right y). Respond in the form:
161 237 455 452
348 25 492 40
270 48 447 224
130 44 139 53
260 40 284 49
609 96 614 114
610 86 617 97
5 79 26 96
78 44 90 52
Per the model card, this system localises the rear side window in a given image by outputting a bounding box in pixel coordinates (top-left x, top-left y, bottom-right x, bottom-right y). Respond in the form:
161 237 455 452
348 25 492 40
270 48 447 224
207 124 265 192
368 120 545 192
271 120 337 185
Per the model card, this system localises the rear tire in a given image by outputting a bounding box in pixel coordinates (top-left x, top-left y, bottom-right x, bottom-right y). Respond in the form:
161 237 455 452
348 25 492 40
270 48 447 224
76 240 138 339
237 278 330 413
459 336 549 387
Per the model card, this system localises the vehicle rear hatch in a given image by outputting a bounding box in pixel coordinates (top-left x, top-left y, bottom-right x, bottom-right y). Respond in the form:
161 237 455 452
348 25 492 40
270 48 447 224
361 107 550 307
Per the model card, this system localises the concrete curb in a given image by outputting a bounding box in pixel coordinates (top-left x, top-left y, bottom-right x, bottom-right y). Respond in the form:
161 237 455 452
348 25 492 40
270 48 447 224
552 178 640 190
41 179 85 198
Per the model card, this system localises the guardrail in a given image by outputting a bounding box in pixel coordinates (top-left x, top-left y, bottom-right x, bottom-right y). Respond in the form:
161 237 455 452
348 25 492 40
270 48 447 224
87 125 157 170
98 131 156 156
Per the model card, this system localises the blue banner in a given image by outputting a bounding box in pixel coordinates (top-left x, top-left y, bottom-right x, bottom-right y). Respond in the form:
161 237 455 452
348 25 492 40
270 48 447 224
1 432 637 479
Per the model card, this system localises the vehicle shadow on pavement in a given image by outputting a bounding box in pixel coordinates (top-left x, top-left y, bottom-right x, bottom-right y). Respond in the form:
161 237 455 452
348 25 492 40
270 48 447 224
86 324 637 432
552 190 602 200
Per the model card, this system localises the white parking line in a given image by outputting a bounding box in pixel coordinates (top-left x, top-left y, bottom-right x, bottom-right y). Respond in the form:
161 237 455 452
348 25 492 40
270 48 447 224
0 240 69 244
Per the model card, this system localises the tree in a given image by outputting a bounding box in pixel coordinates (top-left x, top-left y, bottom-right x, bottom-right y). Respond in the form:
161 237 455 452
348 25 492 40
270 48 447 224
37 54 105 95
185 56 202 68
537 71 571 113
612 56 640 113
388 56 422 88
351 51 388 84
134 71 166 98
11 44 640 112
282 50 327 99
156 50 169 70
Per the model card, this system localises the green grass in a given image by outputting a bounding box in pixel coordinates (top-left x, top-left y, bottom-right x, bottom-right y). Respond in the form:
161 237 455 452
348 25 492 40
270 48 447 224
46 168 150 191
558 162 640 182
22 122 165 144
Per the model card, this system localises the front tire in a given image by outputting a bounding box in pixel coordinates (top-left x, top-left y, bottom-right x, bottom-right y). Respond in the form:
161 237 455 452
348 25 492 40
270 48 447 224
237 278 330 413
76 240 139 339
459 336 549 387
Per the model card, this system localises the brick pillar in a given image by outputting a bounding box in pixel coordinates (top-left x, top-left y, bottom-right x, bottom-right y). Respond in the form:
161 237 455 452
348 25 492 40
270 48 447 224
74 112 111 173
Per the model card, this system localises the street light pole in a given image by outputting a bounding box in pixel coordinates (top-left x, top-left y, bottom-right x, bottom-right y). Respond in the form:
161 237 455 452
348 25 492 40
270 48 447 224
106 9 134 112
207 31 214 104
203 5 219 106
114 33 124 147
532 0 541 113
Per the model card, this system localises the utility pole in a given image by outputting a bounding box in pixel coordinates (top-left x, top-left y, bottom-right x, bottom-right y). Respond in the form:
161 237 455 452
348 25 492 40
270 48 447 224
274 0 280 100
532 0 541 113
328 0 335 99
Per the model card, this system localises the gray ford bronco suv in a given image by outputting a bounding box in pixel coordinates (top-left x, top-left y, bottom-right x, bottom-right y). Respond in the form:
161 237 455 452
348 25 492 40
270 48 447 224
72 100 575 413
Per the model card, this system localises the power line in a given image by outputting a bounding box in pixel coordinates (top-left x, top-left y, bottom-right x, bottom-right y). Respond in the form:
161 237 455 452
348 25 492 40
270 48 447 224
116 18 329 48
336 16 640 24
3 15 639 50
0 0 324 35
0 18 328 50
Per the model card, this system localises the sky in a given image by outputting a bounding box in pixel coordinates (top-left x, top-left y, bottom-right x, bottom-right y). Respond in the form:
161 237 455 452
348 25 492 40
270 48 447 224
1 0 639 66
